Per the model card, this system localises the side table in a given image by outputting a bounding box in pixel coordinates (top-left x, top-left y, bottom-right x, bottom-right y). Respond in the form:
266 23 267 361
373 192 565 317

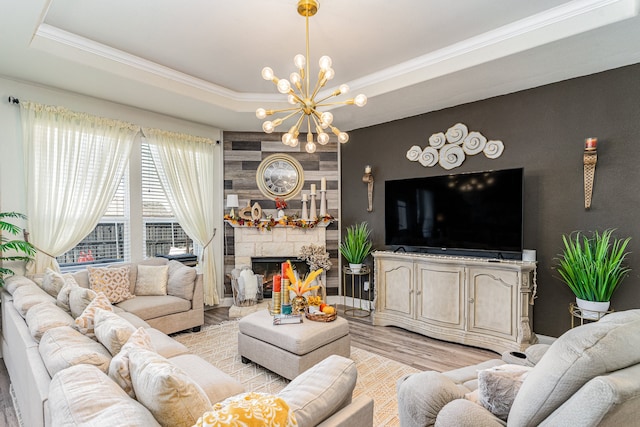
569 302 613 328
342 266 372 317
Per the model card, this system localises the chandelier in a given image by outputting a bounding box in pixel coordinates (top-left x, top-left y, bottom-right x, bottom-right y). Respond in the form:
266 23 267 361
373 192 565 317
256 0 367 153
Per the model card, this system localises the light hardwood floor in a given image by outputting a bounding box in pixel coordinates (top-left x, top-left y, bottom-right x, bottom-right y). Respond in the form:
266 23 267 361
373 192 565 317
0 305 498 425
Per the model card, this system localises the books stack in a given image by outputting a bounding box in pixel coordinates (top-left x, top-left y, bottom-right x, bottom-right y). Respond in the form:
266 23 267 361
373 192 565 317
273 313 303 325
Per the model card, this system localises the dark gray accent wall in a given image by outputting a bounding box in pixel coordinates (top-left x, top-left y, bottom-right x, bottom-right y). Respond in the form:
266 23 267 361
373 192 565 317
342 63 640 338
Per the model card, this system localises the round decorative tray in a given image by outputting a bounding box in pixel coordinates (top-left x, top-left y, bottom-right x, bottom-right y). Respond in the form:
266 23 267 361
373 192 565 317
305 307 337 322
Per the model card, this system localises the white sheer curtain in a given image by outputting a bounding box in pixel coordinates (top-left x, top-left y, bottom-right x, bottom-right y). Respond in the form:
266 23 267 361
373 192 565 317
144 128 219 305
20 101 138 274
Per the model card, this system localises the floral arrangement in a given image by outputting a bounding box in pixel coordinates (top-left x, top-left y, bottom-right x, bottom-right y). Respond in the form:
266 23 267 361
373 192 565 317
224 214 334 231
284 260 322 297
299 244 332 272
275 197 287 210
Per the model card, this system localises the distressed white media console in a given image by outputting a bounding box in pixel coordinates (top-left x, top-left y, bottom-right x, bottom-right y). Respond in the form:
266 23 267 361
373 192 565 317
373 251 537 354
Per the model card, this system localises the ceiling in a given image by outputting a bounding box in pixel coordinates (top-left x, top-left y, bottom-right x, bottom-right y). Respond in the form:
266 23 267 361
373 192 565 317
1 0 640 132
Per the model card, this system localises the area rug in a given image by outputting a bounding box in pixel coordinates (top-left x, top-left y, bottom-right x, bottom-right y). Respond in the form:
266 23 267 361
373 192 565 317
174 321 419 426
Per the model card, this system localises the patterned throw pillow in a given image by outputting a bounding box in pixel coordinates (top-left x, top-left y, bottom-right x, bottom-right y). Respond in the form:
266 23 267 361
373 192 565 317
194 392 298 427
478 364 532 421
88 266 134 304
129 347 211 427
75 292 113 338
135 265 169 296
108 327 155 398
94 308 137 356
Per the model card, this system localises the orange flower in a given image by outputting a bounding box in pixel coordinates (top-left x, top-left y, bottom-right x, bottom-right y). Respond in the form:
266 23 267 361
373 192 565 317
284 260 322 296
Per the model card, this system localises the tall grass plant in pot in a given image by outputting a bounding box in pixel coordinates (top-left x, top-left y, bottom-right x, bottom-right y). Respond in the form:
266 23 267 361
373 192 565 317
339 222 373 274
555 229 631 318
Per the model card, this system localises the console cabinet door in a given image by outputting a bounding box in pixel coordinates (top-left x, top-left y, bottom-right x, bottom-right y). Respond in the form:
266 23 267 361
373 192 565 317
415 262 465 330
467 267 518 340
378 259 414 316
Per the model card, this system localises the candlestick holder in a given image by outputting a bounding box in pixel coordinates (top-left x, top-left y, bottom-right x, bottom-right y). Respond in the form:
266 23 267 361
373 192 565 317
301 198 309 220
309 193 317 220
319 190 327 217
362 168 374 212
584 149 597 210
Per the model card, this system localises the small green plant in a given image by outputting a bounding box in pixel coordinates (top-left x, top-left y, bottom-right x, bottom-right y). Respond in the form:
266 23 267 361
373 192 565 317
555 229 631 302
1 212 35 286
339 222 373 265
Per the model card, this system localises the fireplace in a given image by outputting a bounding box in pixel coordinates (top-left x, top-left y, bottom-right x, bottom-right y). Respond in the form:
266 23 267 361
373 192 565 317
252 257 309 298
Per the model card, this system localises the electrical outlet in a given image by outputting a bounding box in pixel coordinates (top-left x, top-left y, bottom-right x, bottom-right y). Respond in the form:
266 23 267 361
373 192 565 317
364 281 370 291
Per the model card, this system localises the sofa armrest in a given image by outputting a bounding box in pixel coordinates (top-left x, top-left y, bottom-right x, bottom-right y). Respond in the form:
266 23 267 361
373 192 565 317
192 273 204 309
435 399 504 427
316 395 374 427
539 364 640 427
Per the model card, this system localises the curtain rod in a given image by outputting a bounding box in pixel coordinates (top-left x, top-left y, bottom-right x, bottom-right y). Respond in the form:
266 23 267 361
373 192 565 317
8 96 20 105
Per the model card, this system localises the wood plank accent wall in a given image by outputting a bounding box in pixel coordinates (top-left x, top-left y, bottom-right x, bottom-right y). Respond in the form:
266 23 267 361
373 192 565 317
223 131 340 297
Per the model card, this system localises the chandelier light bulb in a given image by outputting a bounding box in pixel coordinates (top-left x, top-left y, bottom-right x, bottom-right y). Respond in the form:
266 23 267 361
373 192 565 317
288 94 297 105
290 137 299 148
318 55 332 70
318 132 330 145
261 67 274 81
354 94 368 107
321 111 334 127
339 84 349 94
324 68 335 80
282 133 293 146
277 79 291 94
338 132 349 144
290 72 301 85
256 108 267 119
262 121 274 133
305 141 317 153
294 54 306 69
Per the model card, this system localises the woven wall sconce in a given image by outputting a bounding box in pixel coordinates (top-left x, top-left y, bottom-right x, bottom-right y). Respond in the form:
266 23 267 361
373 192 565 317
362 165 374 212
583 138 598 210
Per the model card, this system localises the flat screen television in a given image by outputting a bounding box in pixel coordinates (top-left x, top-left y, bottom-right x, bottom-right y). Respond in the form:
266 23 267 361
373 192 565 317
385 168 523 258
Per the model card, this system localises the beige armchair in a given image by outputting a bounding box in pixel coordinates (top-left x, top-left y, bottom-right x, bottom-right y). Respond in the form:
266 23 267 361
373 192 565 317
397 309 640 427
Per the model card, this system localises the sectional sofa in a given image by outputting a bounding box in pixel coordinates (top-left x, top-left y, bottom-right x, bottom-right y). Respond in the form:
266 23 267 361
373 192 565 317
0 260 374 426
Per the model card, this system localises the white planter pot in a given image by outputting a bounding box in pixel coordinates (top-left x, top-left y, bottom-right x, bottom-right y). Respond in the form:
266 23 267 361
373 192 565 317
576 297 610 320
349 263 363 274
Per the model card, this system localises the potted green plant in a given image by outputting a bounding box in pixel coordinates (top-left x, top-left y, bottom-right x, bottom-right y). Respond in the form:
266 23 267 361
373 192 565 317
1 212 35 286
339 222 373 274
555 229 631 319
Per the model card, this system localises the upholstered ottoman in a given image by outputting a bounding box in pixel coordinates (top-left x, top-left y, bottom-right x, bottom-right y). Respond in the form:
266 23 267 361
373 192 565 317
238 309 350 380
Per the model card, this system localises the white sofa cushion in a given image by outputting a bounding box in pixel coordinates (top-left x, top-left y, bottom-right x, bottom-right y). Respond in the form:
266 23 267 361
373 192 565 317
129 347 211 427
49 364 160 427
39 325 112 377
41 268 67 298
510 309 640 426
12 283 55 318
26 302 75 342
94 308 137 356
278 354 357 427
167 260 196 300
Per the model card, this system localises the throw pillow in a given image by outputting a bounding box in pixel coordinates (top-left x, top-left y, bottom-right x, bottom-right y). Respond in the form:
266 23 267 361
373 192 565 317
88 266 134 304
194 392 297 427
75 292 113 338
135 264 169 296
94 308 136 356
68 287 98 319
128 347 211 427
42 268 67 298
26 302 75 342
56 275 80 313
167 260 196 300
39 325 112 377
108 327 155 398
477 364 532 421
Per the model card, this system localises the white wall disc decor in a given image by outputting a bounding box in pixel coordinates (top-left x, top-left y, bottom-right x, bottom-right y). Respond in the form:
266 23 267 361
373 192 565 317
406 122 505 169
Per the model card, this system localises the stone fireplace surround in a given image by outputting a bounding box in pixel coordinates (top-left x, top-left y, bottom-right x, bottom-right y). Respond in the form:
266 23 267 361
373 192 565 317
229 221 337 292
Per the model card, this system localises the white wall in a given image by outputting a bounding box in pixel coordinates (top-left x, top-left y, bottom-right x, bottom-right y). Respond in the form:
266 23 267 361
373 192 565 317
0 75 225 301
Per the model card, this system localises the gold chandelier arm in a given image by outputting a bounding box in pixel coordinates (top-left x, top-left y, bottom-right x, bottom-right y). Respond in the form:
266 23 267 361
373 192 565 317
310 71 328 101
305 14 311 97
263 106 303 115
315 90 342 105
316 99 356 108
280 109 305 123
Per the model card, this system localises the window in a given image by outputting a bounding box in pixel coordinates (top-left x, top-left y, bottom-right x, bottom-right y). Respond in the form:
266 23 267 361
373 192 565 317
57 141 193 268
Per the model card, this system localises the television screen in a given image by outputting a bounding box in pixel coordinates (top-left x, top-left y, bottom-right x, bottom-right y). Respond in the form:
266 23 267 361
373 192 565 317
385 168 523 257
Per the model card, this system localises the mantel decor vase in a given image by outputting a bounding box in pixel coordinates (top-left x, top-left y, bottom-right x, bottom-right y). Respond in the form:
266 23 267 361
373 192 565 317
291 296 308 315
576 297 610 320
